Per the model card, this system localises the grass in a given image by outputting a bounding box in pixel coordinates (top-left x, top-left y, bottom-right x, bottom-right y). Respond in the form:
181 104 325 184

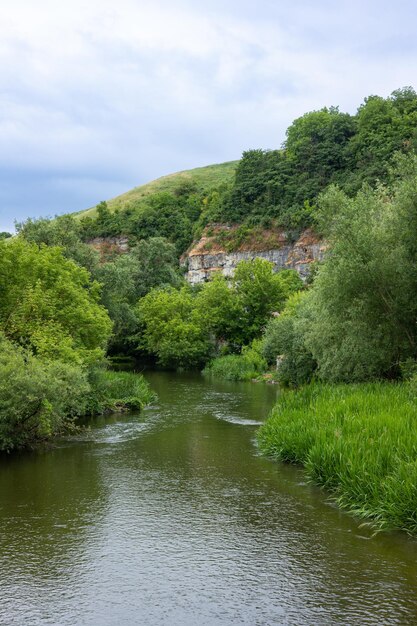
74 161 238 219
89 370 155 412
257 382 417 534
203 350 268 382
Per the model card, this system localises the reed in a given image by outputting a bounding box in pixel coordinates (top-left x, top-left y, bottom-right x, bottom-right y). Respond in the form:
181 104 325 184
88 370 155 412
203 351 267 382
258 382 417 533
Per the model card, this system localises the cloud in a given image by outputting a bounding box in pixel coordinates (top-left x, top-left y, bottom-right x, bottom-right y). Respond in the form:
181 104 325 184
0 0 417 229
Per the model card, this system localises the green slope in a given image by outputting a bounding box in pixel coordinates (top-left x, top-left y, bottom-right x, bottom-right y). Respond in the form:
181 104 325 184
76 161 238 219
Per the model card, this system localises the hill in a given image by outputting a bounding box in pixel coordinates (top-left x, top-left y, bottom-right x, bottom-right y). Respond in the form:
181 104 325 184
45 87 417 260
75 161 238 219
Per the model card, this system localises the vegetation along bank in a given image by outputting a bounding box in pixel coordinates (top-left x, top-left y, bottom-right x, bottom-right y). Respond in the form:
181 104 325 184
3 86 417 534
258 383 417 534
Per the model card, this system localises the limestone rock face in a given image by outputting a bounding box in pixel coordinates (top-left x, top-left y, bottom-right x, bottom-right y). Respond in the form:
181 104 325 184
184 228 325 284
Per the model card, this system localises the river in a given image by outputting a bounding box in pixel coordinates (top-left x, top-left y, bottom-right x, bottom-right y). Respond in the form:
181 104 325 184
0 372 417 625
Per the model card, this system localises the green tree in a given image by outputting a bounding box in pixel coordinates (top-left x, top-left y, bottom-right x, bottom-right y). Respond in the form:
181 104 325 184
0 239 112 364
16 214 99 273
194 272 244 346
128 193 193 254
299 160 417 381
347 87 417 190
284 107 356 203
97 237 181 354
262 292 315 386
232 259 292 344
137 286 210 368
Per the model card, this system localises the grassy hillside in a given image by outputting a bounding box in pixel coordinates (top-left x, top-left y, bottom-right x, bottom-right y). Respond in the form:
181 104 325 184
76 161 238 219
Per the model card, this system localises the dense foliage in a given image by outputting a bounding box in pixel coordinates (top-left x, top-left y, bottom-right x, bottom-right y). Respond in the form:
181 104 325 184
212 87 417 231
0 333 89 451
15 217 182 356
0 238 111 364
138 262 302 368
138 286 211 368
79 193 197 255
262 292 315 387
0 237 154 451
261 156 417 384
50 87 417 255
96 237 181 354
0 333 154 452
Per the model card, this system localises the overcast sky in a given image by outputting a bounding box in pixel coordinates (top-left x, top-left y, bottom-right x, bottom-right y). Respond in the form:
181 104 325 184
0 0 416 231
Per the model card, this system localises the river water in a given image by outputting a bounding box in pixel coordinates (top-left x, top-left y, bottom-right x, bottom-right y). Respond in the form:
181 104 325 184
0 372 417 625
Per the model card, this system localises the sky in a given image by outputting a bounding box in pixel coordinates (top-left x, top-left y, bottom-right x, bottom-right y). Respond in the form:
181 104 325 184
0 0 416 231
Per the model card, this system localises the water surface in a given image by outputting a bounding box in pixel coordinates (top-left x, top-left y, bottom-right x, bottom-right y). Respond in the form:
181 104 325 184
0 372 417 625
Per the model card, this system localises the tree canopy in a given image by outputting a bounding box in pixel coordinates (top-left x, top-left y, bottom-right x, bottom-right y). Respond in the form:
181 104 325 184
0 238 112 364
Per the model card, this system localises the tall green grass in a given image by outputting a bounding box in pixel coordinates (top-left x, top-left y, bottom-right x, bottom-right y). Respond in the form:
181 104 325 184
88 370 155 413
258 382 417 533
203 344 268 382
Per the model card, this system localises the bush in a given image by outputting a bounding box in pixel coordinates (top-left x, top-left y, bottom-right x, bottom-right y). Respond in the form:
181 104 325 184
0 334 89 451
262 292 316 386
0 334 155 452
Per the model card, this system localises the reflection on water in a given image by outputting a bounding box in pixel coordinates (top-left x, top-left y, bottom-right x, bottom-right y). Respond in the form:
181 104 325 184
0 371 416 625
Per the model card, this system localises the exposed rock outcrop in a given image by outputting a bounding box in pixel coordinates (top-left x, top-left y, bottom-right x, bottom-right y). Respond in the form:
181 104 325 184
184 228 325 284
87 236 130 259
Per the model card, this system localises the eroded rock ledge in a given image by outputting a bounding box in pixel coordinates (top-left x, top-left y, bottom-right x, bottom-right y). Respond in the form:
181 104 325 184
183 227 325 284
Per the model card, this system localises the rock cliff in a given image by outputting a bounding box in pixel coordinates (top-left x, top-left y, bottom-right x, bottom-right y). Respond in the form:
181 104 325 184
184 227 325 284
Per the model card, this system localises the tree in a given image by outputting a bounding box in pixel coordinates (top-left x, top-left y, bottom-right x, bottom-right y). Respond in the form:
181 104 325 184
225 149 270 221
137 287 210 368
128 193 193 254
194 272 244 346
262 292 315 386
232 259 293 344
284 107 356 203
0 239 112 364
16 214 99 273
97 237 181 354
299 160 417 381
347 88 417 190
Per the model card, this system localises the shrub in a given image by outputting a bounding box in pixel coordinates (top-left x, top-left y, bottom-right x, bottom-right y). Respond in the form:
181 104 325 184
0 334 89 451
262 292 316 386
0 334 155 452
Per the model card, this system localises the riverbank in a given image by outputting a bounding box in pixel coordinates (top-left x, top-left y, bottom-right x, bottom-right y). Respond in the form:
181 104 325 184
257 382 417 534
0 347 155 452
